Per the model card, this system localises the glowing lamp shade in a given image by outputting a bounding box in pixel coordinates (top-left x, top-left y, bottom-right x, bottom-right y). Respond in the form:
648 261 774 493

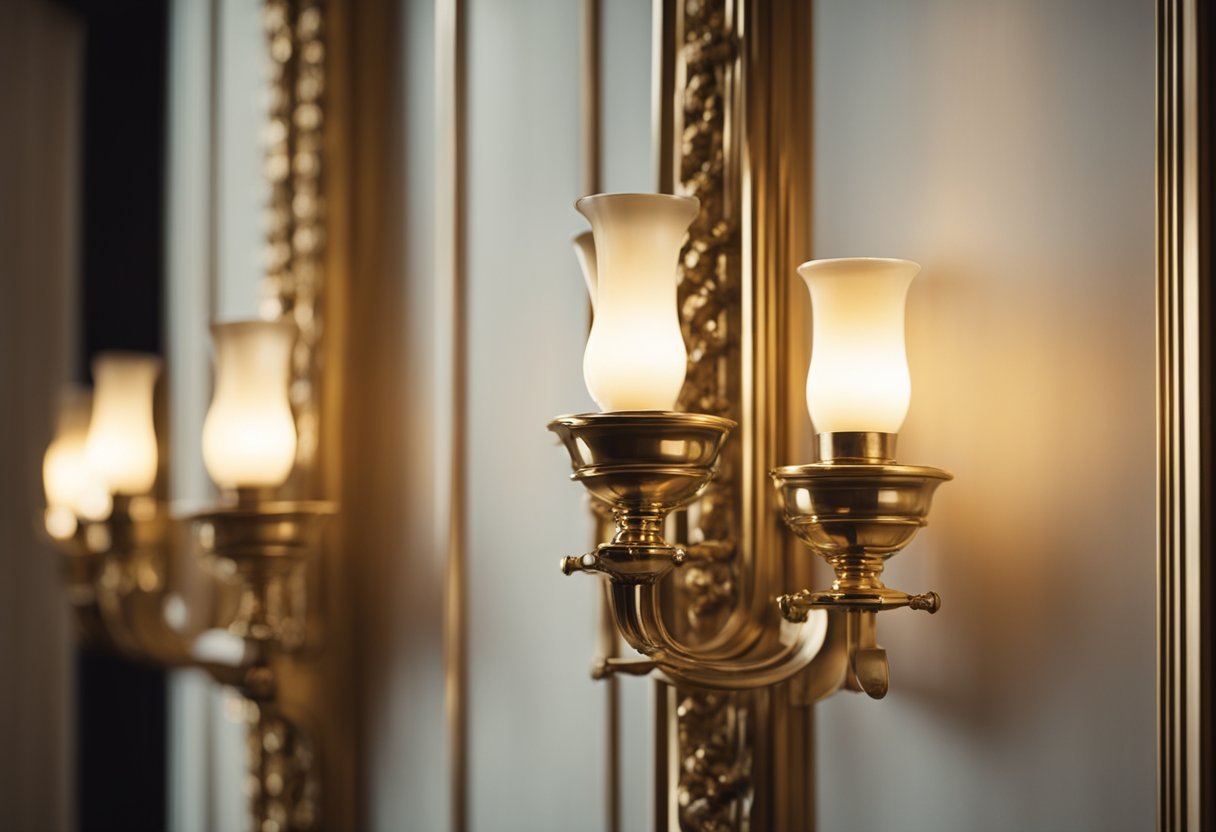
572 230 598 311
576 193 696 412
202 321 298 490
43 389 112 531
798 258 920 435
85 353 163 496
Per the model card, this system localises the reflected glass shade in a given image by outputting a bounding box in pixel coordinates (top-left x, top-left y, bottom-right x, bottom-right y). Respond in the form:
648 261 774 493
85 352 163 496
798 258 919 434
572 230 598 312
202 320 298 490
43 388 112 528
576 193 696 412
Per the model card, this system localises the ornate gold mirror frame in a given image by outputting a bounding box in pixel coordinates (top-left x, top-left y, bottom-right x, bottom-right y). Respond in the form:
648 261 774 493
650 2 818 828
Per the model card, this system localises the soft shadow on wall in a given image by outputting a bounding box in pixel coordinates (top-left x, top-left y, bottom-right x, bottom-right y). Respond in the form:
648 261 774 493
811 1 1156 830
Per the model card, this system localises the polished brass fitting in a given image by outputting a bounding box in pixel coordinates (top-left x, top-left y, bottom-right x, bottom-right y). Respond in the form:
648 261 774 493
771 441 951 698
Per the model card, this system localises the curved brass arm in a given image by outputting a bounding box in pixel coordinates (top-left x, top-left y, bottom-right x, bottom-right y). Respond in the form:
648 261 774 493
551 412 831 690
603 580 828 690
560 531 830 690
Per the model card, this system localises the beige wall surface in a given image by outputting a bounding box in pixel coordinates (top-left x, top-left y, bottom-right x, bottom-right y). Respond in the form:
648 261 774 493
810 1 1157 829
0 2 81 830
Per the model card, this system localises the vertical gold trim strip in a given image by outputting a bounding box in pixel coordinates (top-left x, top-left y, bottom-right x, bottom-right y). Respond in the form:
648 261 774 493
581 0 602 196
206 0 220 325
651 4 677 827
437 0 468 829
578 2 622 830
1152 0 1211 827
1157 0 1210 828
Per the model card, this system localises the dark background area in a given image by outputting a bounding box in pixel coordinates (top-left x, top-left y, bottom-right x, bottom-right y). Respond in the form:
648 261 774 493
58 0 169 828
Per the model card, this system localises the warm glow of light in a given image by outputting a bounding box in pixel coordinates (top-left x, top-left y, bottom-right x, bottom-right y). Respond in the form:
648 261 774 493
576 193 696 411
202 320 298 490
572 230 597 311
85 354 162 496
798 258 919 434
44 506 78 541
43 387 113 523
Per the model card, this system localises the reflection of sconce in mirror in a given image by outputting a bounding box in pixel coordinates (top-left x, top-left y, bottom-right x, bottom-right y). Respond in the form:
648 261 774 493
39 319 334 829
193 320 335 652
552 195 950 699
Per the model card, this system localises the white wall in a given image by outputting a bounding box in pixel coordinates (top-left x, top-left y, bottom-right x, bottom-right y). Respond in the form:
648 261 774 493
463 2 606 829
811 1 1157 829
356 3 658 829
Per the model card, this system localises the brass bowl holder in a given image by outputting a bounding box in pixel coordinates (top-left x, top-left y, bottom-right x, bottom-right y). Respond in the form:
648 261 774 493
191 492 336 653
772 431 952 698
47 492 334 830
550 412 828 691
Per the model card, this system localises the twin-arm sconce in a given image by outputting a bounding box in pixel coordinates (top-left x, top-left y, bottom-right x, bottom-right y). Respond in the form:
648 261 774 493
41 320 330 826
553 193 951 699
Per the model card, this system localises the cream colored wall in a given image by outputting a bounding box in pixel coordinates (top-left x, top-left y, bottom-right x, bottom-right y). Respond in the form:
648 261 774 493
463 1 606 828
810 1 1157 829
0 3 81 829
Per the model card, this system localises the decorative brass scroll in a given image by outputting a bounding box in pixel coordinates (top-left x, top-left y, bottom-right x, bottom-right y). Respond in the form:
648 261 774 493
262 0 326 480
671 1 754 828
254 1 329 829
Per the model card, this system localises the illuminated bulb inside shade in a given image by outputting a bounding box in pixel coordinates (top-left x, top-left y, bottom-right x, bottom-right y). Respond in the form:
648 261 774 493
576 193 697 411
43 389 112 533
85 353 163 496
572 230 597 311
202 320 298 490
798 258 919 434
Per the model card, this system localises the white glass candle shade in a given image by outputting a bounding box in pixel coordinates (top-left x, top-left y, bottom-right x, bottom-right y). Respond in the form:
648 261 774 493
798 258 920 435
572 230 598 312
202 320 298 490
85 352 163 496
43 388 112 527
576 193 696 412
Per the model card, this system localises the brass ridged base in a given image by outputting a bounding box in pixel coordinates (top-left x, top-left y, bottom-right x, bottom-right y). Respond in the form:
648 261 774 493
550 412 734 583
771 459 952 698
191 500 336 645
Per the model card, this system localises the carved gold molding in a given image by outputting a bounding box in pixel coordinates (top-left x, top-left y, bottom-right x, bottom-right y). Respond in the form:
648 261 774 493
656 1 816 828
253 1 339 829
669 2 753 828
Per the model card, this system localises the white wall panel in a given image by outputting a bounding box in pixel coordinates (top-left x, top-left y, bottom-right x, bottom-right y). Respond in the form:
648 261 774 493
464 2 606 830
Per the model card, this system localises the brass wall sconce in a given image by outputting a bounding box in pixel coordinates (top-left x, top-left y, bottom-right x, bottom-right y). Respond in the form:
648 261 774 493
553 194 950 700
772 258 952 699
40 320 332 829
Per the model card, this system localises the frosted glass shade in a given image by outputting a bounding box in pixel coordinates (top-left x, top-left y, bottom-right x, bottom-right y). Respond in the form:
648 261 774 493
202 320 298 490
572 230 598 311
43 388 111 523
798 258 919 434
576 193 696 411
85 352 162 496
